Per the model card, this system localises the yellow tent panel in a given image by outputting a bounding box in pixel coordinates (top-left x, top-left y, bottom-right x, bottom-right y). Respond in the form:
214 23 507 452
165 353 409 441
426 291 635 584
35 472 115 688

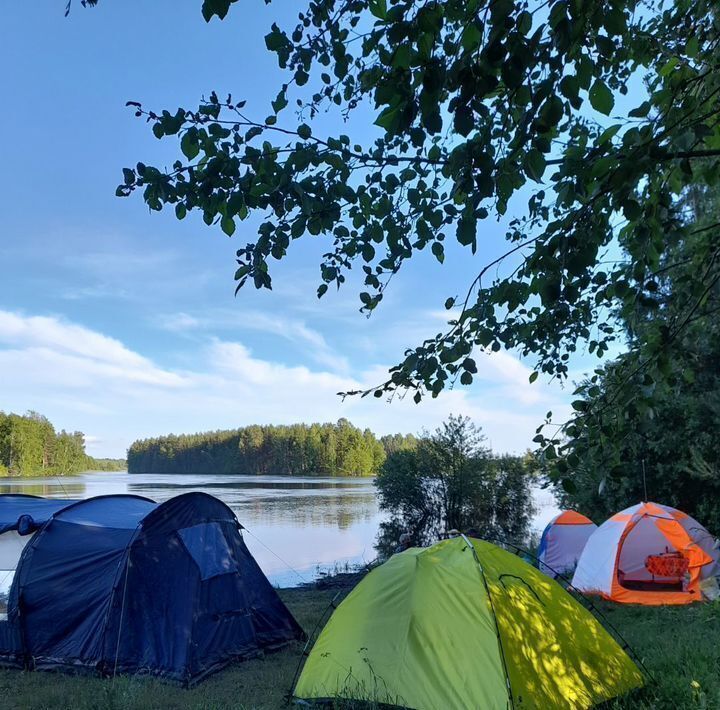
295 537 643 709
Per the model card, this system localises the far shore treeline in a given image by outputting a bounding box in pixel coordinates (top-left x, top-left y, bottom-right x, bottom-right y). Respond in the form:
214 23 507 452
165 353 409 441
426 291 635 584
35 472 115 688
0 411 125 477
128 419 417 476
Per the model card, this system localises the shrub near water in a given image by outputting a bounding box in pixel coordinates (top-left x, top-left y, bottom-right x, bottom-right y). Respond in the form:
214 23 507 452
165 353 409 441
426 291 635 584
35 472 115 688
375 416 536 554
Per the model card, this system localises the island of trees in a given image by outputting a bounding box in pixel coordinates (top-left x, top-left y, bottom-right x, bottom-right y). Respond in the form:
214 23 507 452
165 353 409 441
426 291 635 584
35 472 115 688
0 411 126 477
127 419 416 476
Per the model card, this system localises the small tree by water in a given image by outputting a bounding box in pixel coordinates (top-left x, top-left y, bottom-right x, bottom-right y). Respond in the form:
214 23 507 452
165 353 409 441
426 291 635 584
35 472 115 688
375 415 535 556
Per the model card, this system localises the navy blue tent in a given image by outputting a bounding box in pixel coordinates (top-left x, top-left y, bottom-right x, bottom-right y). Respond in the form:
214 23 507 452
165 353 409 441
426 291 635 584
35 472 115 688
0 492 303 683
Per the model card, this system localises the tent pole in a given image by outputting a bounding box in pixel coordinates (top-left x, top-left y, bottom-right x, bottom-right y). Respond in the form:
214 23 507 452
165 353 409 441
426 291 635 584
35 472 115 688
461 534 515 709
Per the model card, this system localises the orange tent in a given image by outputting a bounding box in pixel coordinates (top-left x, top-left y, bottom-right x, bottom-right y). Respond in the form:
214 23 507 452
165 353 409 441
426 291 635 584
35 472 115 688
572 502 718 605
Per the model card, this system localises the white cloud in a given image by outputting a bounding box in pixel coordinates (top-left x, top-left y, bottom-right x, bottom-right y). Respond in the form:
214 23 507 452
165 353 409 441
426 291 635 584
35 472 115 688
157 308 350 373
160 312 203 331
0 310 569 458
477 349 544 406
0 311 186 387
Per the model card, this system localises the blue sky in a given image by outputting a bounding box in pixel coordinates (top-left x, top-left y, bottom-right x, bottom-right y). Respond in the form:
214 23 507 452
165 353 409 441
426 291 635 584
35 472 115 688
0 2 588 457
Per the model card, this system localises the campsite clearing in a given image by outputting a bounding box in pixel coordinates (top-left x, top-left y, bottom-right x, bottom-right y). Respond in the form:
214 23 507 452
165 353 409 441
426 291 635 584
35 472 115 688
0 586 718 710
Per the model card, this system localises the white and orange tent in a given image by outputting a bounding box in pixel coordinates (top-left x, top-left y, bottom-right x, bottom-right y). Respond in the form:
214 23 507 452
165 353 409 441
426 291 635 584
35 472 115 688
573 502 719 605
538 511 597 577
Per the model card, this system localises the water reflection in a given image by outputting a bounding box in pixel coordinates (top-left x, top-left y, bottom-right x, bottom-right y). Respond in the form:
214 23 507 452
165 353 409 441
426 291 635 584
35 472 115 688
0 472 560 588
0 472 383 587
0 481 87 497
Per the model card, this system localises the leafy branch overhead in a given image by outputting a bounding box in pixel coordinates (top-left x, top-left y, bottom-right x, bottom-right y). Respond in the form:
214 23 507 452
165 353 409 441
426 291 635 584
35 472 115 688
115 2 719 418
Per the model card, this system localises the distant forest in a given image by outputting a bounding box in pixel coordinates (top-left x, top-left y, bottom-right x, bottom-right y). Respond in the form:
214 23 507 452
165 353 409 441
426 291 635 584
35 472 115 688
0 411 126 477
127 420 417 476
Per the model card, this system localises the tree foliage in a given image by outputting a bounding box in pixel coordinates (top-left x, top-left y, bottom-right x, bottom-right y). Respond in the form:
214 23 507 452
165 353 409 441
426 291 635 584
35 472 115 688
0 411 118 477
375 415 535 553
553 181 720 530
112 0 720 414
127 418 391 475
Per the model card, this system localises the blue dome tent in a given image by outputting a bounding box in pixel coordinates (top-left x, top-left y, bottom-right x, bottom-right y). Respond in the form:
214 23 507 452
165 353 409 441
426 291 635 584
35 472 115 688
0 492 303 684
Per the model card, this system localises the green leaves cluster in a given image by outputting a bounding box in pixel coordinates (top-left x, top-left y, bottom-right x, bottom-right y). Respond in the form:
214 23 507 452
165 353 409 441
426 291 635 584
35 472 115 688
116 0 720 411
541 182 720 520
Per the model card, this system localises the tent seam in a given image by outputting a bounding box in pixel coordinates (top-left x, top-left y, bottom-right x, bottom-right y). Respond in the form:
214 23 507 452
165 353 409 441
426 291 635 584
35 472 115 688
461 536 514 710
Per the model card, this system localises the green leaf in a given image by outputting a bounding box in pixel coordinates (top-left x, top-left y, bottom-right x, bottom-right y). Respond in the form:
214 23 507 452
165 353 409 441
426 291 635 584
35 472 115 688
454 106 474 136
524 149 546 182
660 57 679 77
180 130 200 160
517 10 532 34
604 7 626 36
221 216 236 236
264 26 288 51
623 200 642 221
461 23 482 52
368 0 387 20
202 0 233 22
392 44 412 69
271 88 288 114
561 478 577 494
595 124 621 146
589 80 614 115
539 96 564 128
529 371 539 383
628 101 651 118
375 104 401 132
456 215 477 249
297 124 312 140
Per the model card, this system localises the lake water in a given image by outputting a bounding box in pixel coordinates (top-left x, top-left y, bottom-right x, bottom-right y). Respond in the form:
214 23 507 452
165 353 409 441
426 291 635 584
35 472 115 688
0 471 560 587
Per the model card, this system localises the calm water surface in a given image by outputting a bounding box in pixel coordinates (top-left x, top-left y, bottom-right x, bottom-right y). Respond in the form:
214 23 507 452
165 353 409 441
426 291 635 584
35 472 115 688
0 471 560 587
0 471 382 587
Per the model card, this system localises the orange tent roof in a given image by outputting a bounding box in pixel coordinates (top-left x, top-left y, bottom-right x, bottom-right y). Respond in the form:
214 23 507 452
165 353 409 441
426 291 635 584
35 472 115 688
554 510 594 525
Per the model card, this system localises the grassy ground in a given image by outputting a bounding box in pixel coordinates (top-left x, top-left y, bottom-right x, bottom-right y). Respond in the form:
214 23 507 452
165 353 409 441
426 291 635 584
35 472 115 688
600 600 720 710
0 587 718 709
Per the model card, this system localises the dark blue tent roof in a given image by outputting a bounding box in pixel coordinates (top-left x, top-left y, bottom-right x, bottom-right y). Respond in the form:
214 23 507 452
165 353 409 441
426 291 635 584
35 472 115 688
0 492 303 683
0 495 82 535
53 494 156 528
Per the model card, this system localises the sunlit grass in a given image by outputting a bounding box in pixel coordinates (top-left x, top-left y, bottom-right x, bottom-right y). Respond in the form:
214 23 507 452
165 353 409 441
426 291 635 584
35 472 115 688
0 589 718 709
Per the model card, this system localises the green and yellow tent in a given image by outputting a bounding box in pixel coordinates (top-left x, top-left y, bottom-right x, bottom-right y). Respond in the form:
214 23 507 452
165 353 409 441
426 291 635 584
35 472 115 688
295 536 643 709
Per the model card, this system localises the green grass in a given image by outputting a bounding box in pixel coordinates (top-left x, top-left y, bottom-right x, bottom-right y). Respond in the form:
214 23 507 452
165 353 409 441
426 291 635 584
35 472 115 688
0 589 718 709
600 600 720 710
